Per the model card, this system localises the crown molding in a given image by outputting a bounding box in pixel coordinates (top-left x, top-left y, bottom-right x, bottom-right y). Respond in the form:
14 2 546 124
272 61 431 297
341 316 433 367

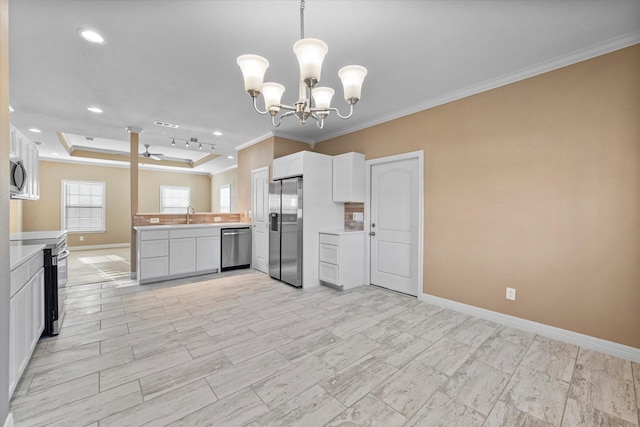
234 132 274 151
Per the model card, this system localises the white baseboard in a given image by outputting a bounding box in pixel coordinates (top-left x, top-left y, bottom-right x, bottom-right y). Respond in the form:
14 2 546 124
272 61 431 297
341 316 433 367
420 292 640 363
3 413 14 427
68 243 130 251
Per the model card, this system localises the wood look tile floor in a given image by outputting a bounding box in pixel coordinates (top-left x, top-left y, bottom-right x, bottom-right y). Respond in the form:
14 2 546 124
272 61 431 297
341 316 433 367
10 271 640 427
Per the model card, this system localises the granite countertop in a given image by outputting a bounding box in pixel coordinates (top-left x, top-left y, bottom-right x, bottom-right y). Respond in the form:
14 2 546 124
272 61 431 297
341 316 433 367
134 223 251 231
10 242 45 271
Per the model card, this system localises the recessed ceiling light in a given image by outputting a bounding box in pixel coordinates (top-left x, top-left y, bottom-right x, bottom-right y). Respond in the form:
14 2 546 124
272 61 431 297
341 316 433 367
29 128 41 133
87 107 102 113
213 131 223 136
78 29 106 44
227 155 234 159
9 105 14 112
51 152 59 156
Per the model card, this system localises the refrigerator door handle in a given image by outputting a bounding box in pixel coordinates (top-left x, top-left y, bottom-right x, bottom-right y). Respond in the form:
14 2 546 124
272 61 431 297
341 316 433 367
270 213 279 231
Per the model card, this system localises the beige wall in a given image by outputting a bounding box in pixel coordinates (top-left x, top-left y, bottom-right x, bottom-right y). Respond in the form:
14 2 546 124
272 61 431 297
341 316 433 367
237 137 274 213
314 45 640 348
21 161 211 247
211 167 238 213
138 168 211 213
9 199 22 232
237 136 309 213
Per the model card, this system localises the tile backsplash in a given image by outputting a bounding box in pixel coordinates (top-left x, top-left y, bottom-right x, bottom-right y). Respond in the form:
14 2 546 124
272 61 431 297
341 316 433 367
344 202 365 231
133 212 245 226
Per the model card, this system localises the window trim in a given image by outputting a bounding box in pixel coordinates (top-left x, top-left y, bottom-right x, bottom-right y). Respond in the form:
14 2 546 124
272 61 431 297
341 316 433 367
61 180 106 233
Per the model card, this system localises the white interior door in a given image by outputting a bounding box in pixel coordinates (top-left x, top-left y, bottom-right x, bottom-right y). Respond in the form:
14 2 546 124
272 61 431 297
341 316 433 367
370 157 419 296
252 167 269 273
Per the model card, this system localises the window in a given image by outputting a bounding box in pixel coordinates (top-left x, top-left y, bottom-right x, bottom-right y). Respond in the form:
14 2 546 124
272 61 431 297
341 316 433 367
219 184 231 213
160 186 190 213
61 180 105 232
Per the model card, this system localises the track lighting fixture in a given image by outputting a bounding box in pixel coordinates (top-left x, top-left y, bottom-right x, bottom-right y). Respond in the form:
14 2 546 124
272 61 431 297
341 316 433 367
168 137 215 152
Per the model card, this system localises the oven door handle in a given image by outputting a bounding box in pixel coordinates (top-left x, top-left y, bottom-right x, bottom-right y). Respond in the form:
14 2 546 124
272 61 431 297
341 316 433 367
57 249 70 261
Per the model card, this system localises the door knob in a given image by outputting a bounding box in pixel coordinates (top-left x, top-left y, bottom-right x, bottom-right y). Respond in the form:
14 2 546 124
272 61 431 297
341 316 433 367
369 231 376 236
371 223 376 228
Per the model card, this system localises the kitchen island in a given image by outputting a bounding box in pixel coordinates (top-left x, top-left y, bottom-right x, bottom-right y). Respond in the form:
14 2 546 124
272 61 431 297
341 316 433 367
135 223 250 284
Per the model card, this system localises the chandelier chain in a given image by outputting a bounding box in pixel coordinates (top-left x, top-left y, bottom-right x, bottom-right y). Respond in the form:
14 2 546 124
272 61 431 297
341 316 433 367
300 0 305 39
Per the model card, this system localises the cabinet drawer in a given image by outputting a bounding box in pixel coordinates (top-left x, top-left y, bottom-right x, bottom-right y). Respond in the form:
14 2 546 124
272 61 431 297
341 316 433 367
141 230 169 240
319 262 339 285
140 239 169 258
319 244 339 264
140 257 169 279
319 233 339 245
170 228 208 239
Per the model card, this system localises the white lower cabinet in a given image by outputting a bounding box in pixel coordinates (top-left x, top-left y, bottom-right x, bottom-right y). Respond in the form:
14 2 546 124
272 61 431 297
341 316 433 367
9 251 44 398
137 225 222 284
170 238 197 275
318 231 364 290
197 235 220 271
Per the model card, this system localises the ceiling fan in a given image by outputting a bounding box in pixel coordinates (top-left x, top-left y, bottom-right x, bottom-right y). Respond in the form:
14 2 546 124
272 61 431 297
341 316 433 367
140 144 165 161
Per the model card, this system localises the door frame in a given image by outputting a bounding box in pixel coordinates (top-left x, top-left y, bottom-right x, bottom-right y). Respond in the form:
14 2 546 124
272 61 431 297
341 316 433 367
251 165 270 273
364 150 424 297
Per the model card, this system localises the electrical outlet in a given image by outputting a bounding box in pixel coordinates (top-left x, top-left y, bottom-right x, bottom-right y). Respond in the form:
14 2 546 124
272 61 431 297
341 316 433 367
214 217 222 222
79 236 84 242
353 212 364 221
150 217 160 224
506 287 516 301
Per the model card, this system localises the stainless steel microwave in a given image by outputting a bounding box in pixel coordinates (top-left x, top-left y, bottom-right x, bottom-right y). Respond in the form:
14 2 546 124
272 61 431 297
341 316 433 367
10 158 27 196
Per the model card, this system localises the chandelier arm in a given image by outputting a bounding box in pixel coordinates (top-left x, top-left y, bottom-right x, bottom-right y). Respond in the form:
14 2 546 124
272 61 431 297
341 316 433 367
251 97 269 115
329 104 355 120
271 111 297 127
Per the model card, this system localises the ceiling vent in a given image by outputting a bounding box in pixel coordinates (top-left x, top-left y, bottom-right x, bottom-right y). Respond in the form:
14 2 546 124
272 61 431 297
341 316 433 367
154 120 179 129
85 136 94 141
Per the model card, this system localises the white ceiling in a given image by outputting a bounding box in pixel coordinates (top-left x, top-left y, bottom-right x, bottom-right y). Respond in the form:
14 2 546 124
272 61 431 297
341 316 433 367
8 0 640 175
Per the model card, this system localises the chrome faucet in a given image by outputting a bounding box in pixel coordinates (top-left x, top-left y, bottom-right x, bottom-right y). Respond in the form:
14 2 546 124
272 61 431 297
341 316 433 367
186 205 195 224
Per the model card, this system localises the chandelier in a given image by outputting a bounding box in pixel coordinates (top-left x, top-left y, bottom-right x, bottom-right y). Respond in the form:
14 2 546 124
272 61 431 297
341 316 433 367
236 0 367 129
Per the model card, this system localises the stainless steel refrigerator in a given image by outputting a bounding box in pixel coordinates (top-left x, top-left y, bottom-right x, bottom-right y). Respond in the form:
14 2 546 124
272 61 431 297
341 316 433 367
269 177 303 287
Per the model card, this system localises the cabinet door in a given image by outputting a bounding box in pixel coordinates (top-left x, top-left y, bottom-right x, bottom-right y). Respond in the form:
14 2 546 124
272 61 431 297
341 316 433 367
9 284 29 397
287 153 304 177
31 145 40 199
10 124 18 157
272 157 287 180
170 238 197 275
197 236 220 271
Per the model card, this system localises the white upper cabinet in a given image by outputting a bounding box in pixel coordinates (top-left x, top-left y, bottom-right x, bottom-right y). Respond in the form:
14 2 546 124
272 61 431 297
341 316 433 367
10 124 40 200
272 151 304 180
332 152 365 203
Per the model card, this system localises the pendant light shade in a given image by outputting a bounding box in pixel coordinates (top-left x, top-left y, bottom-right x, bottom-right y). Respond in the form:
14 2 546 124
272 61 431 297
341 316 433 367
311 86 334 110
338 65 368 103
262 82 286 113
237 54 270 95
293 38 328 86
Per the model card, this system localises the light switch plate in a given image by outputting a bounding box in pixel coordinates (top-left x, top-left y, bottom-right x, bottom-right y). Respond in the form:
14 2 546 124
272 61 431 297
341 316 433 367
353 212 364 221
214 217 222 222
150 218 160 224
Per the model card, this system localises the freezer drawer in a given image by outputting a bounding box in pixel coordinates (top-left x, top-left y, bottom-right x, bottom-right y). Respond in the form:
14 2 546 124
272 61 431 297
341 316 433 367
221 228 252 271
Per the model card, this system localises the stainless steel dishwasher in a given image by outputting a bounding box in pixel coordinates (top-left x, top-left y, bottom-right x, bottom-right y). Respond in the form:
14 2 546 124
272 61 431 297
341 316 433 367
221 227 252 271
